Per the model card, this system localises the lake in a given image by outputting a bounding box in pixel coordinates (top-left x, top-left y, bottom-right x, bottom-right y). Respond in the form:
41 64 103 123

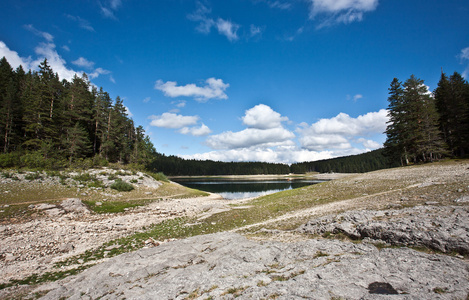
171 177 325 200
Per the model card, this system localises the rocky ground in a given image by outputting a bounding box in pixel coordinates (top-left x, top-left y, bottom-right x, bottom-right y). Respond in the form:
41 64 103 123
0 161 468 299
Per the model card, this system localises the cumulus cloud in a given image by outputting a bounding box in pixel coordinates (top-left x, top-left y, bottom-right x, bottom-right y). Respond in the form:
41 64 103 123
297 109 388 151
242 104 289 129
32 43 79 82
179 124 212 136
308 0 378 27
72 57 95 69
155 78 229 102
206 127 295 150
0 41 32 70
149 113 199 129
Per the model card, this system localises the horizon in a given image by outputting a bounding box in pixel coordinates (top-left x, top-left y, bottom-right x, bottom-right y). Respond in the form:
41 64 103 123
1 0 468 164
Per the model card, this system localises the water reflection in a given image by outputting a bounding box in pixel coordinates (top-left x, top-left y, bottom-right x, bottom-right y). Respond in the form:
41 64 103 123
172 178 324 200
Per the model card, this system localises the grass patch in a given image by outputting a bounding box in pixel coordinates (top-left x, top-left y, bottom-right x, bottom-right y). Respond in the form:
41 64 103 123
149 172 170 183
82 199 156 214
0 265 92 290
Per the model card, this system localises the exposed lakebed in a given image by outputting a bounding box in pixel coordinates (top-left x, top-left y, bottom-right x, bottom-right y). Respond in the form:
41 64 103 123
171 177 326 199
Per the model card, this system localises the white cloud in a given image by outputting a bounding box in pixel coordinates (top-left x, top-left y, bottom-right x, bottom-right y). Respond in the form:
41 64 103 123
182 147 333 164
32 43 79 82
89 67 111 79
216 19 240 41
206 127 295 150
308 0 378 27
205 104 294 150
62 45 70 52
242 104 289 129
143 97 151 103
188 2 240 42
460 46 469 79
149 113 199 129
297 109 388 151
72 57 95 69
155 78 229 102
124 105 133 117
188 2 215 34
179 124 212 136
0 41 32 70
24 24 54 42
99 0 122 20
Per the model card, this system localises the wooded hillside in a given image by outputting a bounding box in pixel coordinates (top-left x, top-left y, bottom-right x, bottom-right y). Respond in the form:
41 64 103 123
0 57 156 169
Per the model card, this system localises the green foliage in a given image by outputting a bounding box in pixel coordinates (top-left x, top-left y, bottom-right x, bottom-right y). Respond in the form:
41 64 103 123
83 199 145 214
149 172 169 182
384 74 452 165
0 57 157 169
291 149 395 173
110 179 134 192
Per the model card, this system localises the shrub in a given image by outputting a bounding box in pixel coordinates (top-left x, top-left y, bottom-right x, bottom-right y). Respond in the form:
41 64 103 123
110 179 134 192
150 172 169 182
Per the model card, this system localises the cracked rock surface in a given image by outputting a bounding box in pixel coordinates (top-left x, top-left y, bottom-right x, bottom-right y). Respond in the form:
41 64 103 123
39 232 469 299
297 205 469 255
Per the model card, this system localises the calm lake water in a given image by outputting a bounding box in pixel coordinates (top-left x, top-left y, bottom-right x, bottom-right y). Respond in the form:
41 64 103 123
171 178 325 200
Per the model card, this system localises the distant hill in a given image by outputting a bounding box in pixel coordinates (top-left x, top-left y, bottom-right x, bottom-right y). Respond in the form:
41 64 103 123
290 148 398 174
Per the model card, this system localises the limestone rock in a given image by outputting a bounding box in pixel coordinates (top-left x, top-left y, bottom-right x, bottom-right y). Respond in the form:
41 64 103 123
60 198 89 214
298 205 469 255
39 232 469 299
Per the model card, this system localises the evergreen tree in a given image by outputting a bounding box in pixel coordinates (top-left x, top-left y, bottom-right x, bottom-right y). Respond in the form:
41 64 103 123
434 72 469 156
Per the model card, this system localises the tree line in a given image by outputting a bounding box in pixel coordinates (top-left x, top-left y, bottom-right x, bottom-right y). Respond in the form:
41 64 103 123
384 72 469 165
0 57 156 169
150 153 291 176
290 148 394 174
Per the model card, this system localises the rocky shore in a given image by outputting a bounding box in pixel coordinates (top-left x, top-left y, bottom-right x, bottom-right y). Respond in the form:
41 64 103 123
0 161 468 299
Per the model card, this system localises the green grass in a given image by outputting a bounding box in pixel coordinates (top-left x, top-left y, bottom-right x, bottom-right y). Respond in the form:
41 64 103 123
83 198 158 214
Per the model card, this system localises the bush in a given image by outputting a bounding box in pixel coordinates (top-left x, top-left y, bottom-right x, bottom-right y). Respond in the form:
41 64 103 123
110 179 134 192
149 172 169 182
0 152 21 168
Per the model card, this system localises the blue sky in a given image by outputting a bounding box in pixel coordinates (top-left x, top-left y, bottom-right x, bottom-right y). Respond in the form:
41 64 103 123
1 0 468 164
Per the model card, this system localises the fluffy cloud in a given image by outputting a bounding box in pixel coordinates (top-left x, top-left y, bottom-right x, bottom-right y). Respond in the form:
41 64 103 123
180 105 387 164
149 113 199 129
242 104 289 129
216 19 240 41
179 124 212 136
0 39 113 83
32 43 79 82
308 0 378 27
72 57 95 69
0 41 32 70
100 0 122 20
297 109 388 151
155 78 229 102
205 104 294 150
206 127 295 150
